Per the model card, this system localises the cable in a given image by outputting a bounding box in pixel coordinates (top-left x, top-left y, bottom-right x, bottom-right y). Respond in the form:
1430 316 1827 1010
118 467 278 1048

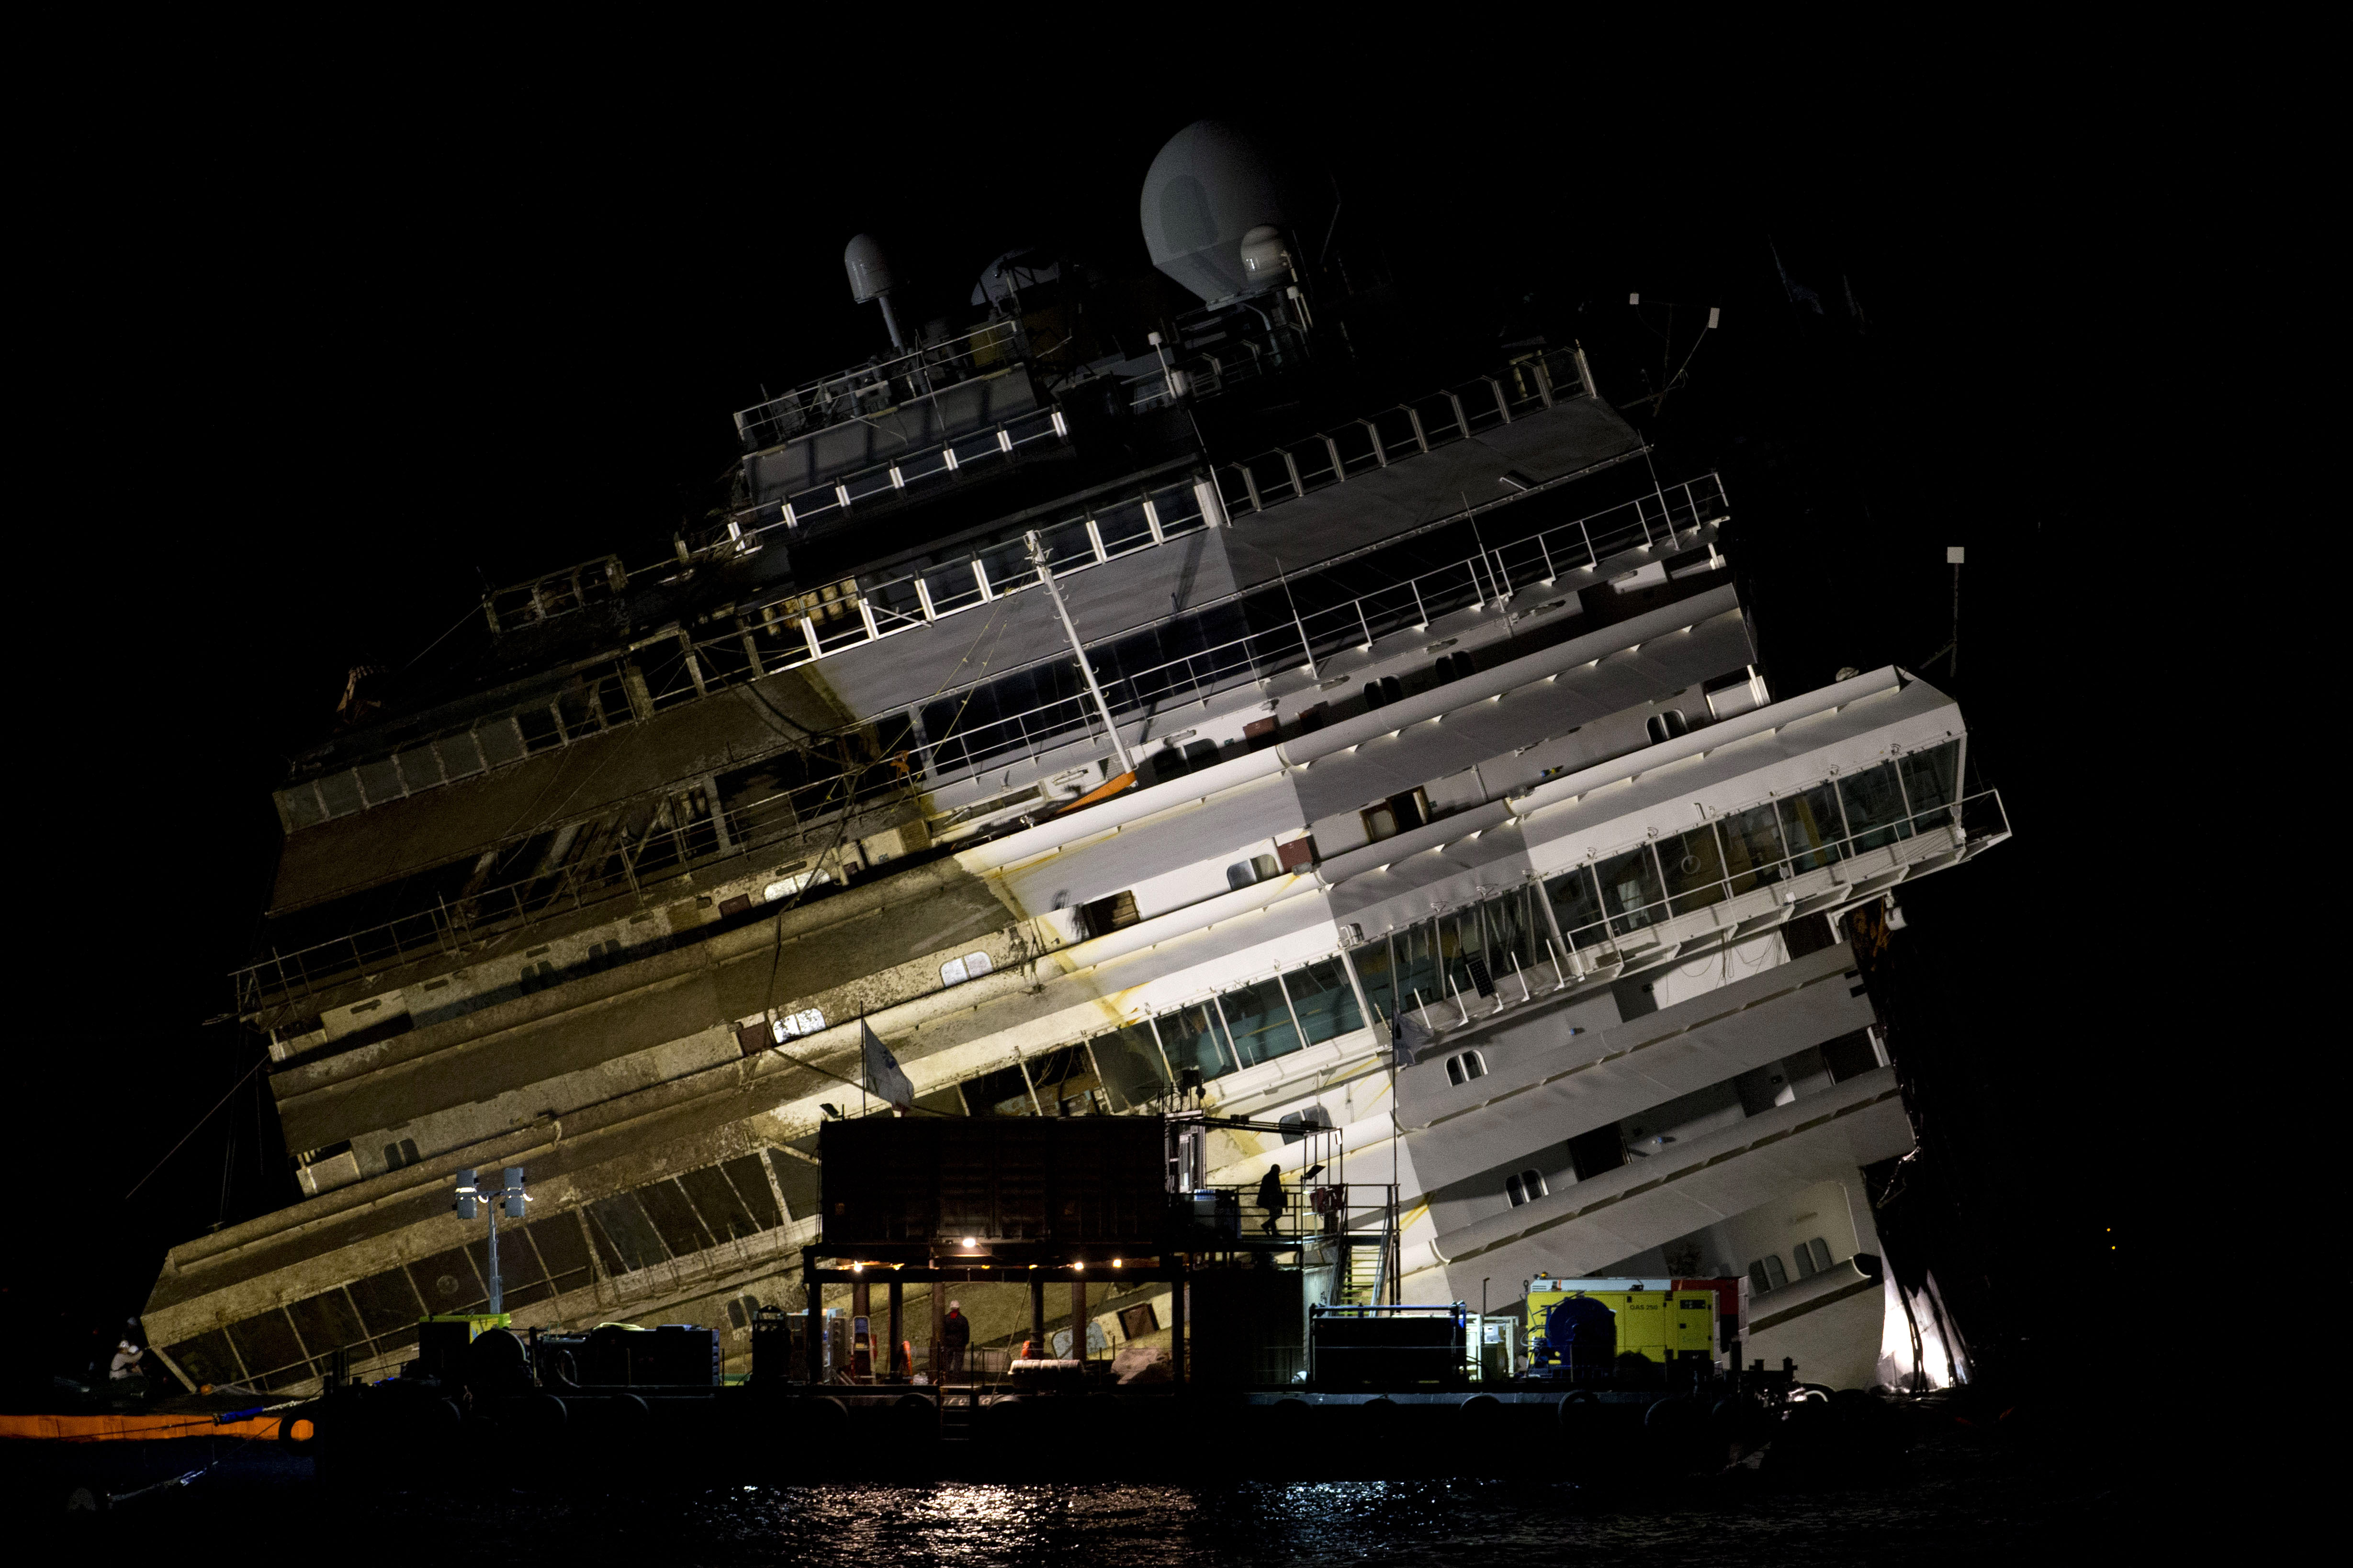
124 1053 269 1202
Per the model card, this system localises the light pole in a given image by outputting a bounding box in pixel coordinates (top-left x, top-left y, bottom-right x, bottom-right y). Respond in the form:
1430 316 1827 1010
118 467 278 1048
455 1167 529 1315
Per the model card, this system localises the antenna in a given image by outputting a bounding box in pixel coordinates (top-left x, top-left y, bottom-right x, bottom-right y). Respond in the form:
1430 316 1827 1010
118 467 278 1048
1920 547 1965 677
1946 546 1964 677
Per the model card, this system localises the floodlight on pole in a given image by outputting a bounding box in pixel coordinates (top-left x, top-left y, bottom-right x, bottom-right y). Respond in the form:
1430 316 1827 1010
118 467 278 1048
451 1164 524 1314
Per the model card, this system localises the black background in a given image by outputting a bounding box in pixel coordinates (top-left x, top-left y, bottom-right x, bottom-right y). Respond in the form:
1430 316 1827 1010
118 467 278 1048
11 36 2236 1380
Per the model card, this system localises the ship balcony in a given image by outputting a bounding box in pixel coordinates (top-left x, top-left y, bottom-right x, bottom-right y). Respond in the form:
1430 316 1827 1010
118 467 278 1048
1430 1064 1914 1294
1396 941 1877 1195
244 477 1733 1014
1387 786 2009 1048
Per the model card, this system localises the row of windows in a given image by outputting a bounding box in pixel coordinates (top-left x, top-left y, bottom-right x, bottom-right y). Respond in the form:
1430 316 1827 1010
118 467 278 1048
860 953 1374 1127
166 1150 815 1394
743 748 1952 1143
1444 1051 1488 1086
939 951 994 986
1747 1237 1835 1294
1542 744 1962 951
1344 744 1963 1033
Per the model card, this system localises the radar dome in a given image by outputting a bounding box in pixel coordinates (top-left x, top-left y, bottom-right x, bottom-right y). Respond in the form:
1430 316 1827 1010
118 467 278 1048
843 234 898 305
1140 122 1286 304
844 234 907 349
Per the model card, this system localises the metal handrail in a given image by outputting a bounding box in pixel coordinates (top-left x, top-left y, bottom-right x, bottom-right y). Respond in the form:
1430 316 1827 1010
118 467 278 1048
1380 786 2012 1034
238 763 920 1011
239 477 1728 1009
900 475 1726 781
292 346 1611 817
732 321 1025 454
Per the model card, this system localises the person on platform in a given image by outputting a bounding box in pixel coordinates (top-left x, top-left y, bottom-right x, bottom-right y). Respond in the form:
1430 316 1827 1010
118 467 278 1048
109 1339 146 1386
942 1300 970 1378
1257 1164 1285 1237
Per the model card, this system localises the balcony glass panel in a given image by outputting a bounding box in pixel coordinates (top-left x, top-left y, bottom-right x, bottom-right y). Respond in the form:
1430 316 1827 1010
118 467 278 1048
1900 741 1961 829
866 575 927 632
1720 803 1790 895
923 560 986 617
1283 958 1364 1046
1542 865 1610 950
1149 481 1206 537
1480 886 1543 977
1093 498 1154 556
1778 784 1847 873
1159 1003 1234 1083
1838 762 1914 852
1221 977 1302 1068
1662 823 1729 915
1385 920 1446 1016
1092 1023 1170 1111
1597 846 1667 938
1036 516 1098 574
976 538 1036 596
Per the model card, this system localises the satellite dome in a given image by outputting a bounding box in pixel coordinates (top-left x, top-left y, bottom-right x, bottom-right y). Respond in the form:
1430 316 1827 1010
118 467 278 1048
844 234 907 349
843 234 898 305
1140 122 1286 304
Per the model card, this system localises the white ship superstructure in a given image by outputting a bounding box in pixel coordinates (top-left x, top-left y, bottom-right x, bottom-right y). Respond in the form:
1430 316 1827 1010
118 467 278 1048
139 125 2006 1400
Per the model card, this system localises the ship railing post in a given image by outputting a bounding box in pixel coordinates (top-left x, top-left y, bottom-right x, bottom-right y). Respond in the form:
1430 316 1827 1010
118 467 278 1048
1171 1256 1186 1389
805 1248 823 1385
1579 518 1599 569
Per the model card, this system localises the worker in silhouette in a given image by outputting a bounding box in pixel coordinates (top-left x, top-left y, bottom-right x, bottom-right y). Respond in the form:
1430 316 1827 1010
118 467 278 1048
1547 1293 1618 1381
942 1299 970 1379
1257 1164 1285 1236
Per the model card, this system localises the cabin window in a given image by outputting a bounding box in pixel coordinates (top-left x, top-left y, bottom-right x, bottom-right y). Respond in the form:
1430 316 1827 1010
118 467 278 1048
1747 1254 1790 1293
1080 889 1140 938
1506 1167 1547 1207
1796 1237 1834 1276
1445 1050 1487 1086
763 869 818 901
383 1137 419 1170
963 951 991 978
1362 789 1428 845
941 957 969 986
1224 855 1281 891
771 1007 825 1041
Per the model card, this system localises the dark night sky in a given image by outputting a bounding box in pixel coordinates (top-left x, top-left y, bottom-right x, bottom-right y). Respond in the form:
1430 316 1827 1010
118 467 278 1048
11 41 2239 1370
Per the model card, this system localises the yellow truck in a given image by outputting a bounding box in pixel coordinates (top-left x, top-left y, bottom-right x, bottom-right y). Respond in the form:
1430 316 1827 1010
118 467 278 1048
1524 1277 1721 1374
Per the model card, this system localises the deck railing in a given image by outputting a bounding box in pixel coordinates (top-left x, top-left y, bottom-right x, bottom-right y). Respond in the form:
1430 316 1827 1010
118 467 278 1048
237 476 1729 1012
732 321 1025 454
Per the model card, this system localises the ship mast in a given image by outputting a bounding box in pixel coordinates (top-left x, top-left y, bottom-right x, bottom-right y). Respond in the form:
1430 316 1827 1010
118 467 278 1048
1026 529 1135 779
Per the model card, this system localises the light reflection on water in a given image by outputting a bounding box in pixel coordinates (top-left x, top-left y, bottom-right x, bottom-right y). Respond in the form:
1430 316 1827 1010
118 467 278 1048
678 1479 1653 1563
281 1435 2111 1567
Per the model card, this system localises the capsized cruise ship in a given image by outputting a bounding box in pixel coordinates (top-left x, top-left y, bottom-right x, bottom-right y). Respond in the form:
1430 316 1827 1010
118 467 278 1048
139 122 2007 1399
